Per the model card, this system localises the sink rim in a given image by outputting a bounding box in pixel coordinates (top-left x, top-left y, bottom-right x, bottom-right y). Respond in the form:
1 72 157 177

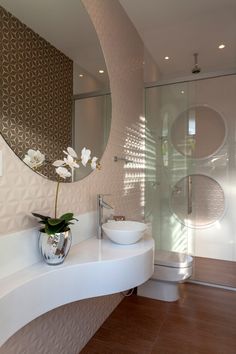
102 220 147 233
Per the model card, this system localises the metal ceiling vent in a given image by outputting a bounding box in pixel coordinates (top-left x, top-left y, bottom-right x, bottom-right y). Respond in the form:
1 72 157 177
192 53 201 74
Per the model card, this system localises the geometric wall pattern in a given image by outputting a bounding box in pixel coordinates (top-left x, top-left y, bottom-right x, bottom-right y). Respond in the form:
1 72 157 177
0 6 73 180
0 0 144 352
0 294 123 354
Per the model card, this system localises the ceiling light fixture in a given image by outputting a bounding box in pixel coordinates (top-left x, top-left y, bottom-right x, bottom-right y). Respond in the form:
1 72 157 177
99 70 104 74
164 56 170 60
79 74 84 77
218 44 225 49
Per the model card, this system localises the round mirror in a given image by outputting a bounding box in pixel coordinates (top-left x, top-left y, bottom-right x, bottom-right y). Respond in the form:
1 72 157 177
170 174 225 228
171 106 226 159
0 0 111 181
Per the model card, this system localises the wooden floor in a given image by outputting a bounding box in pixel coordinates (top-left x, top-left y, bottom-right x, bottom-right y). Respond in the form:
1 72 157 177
80 283 236 354
193 257 236 288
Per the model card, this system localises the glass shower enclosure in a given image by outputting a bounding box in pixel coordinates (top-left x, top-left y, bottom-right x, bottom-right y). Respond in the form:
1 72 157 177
145 74 236 288
145 81 196 257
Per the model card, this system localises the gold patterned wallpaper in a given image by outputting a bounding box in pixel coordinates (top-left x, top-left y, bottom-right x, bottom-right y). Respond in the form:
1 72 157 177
0 6 73 179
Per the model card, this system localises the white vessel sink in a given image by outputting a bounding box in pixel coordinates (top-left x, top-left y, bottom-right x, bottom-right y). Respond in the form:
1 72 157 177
102 221 147 245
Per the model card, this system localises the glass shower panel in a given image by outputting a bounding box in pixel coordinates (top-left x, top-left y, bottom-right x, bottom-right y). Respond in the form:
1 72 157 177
145 82 195 257
186 76 232 287
145 74 236 288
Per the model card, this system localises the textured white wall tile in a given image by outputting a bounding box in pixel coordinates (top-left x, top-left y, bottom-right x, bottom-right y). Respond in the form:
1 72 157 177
0 0 144 352
0 294 123 354
0 211 97 280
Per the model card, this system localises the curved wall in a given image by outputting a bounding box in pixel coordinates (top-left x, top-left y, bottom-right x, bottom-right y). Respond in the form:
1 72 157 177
0 0 144 353
0 0 144 237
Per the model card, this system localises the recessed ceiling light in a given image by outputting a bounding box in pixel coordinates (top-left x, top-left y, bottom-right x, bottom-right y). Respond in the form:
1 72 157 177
164 56 170 60
99 70 104 74
79 74 84 78
181 90 185 94
218 44 225 49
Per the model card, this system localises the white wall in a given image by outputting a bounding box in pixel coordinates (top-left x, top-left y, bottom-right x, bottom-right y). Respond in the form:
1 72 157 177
0 0 144 353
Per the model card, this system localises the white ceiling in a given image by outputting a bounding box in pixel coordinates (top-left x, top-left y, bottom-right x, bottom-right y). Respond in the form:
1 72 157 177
120 0 236 80
1 0 236 83
0 0 109 87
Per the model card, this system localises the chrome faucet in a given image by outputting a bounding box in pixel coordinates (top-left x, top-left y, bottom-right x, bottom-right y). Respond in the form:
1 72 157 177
97 194 113 239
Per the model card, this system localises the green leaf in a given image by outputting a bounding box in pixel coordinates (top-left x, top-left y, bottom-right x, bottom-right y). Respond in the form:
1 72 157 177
45 220 68 235
57 224 69 232
32 212 50 221
35 212 74 236
48 218 64 226
44 224 53 235
59 213 74 221
45 224 61 235
48 222 64 232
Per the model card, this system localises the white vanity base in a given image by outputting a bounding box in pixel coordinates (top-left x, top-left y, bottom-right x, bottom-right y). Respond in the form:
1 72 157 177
0 234 154 346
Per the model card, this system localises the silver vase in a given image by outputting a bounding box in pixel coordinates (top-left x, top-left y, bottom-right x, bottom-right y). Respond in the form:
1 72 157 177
39 230 72 265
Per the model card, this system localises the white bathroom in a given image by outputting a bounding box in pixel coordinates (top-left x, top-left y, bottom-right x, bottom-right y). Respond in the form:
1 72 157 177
0 1 236 353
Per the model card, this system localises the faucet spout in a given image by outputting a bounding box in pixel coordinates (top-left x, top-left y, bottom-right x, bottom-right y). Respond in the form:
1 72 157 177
97 194 113 239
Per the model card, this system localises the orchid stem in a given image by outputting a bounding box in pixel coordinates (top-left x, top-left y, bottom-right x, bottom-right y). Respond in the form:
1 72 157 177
55 180 60 218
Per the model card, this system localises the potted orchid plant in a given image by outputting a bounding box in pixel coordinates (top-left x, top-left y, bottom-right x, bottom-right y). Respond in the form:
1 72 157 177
23 146 100 265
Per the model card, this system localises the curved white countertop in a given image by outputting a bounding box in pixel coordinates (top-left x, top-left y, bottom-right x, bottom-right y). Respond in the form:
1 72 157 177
0 234 154 346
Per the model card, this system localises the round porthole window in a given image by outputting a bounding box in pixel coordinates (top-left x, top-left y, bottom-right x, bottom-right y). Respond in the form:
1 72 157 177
171 106 226 159
170 174 225 228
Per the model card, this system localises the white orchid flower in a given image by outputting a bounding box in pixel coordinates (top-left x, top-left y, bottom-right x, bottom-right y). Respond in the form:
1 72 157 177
81 147 91 166
91 156 98 170
23 149 45 169
64 154 80 169
52 160 65 167
55 166 71 179
23 154 31 166
63 147 78 159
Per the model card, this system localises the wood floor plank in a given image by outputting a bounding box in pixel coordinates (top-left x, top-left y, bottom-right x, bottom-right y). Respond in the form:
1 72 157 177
193 256 236 288
81 338 138 354
80 284 236 354
93 326 154 354
151 312 236 354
